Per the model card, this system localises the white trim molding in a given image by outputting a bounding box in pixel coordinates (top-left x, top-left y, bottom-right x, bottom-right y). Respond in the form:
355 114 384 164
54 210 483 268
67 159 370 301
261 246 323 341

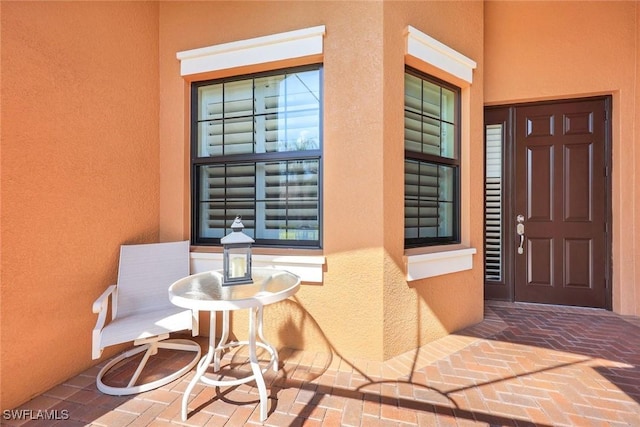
405 247 477 281
190 252 325 283
177 25 326 76
405 25 477 84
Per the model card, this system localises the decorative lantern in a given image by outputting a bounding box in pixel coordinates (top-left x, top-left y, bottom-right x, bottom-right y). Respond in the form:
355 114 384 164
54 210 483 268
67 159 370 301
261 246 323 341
221 216 254 286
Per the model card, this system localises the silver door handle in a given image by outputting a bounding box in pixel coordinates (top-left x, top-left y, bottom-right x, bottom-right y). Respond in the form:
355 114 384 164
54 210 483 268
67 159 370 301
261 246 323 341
517 215 525 255
518 234 524 254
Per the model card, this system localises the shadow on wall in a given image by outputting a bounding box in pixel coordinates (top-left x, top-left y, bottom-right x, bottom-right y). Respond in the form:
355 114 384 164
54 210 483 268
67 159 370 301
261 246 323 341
275 297 333 380
270 290 461 385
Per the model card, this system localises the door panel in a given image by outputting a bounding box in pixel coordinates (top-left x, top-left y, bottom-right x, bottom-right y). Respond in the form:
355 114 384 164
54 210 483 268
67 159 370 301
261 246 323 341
527 237 552 286
527 145 553 221
514 98 607 308
565 238 592 288
564 143 592 221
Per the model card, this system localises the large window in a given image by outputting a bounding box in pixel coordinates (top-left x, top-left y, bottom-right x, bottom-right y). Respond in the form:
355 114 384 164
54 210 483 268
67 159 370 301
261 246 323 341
191 65 322 247
404 67 460 247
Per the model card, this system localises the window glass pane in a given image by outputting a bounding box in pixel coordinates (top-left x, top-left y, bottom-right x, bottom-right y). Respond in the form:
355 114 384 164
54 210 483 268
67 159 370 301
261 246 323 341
422 80 440 118
284 111 320 151
441 87 455 123
255 75 284 154
405 73 422 114
422 115 441 156
405 110 423 152
224 80 253 118
437 201 454 237
196 117 254 157
440 122 455 158
436 165 454 237
198 85 223 121
286 70 320 113
404 161 456 242
280 71 320 152
259 159 319 241
255 75 285 115
225 116 255 155
197 121 222 157
198 163 256 239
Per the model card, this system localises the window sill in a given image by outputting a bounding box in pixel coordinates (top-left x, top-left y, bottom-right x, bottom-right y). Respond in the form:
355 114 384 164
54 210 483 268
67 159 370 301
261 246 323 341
190 251 325 283
404 245 477 281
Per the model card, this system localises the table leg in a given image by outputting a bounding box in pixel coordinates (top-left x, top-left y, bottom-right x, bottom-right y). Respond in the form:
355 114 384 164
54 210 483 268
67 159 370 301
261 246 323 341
249 305 269 421
214 310 230 372
256 305 278 372
181 307 276 422
181 309 217 421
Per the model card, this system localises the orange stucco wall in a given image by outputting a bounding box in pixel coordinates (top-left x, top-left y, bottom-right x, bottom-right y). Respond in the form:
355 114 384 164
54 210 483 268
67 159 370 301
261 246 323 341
484 1 640 316
1 1 160 410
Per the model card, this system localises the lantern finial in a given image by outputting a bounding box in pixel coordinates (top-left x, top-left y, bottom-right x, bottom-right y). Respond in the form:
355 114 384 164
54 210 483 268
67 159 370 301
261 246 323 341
231 216 244 231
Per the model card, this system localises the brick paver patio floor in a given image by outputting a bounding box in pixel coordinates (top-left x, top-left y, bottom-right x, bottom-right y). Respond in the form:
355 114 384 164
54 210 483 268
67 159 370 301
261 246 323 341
5 301 640 426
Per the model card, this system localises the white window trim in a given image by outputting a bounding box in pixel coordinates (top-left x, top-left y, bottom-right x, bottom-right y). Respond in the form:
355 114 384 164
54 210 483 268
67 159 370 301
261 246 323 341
405 247 477 281
405 25 476 84
190 252 325 283
404 25 477 281
177 25 326 77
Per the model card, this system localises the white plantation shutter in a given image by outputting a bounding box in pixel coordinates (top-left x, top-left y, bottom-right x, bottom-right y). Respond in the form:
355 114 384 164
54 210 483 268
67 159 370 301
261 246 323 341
484 124 503 281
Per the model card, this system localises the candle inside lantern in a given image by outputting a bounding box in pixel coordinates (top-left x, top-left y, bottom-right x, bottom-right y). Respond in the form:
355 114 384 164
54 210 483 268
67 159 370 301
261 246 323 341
231 256 246 278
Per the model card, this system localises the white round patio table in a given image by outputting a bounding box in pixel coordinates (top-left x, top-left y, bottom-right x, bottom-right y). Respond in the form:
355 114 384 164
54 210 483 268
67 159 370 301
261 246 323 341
168 268 301 422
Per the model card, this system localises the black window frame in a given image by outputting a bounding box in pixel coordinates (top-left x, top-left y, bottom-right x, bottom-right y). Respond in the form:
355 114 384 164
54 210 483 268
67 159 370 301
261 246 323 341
190 64 323 248
404 66 461 248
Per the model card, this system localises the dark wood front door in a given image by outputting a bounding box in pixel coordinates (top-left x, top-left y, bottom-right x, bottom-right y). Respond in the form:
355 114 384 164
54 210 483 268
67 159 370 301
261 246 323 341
484 97 611 309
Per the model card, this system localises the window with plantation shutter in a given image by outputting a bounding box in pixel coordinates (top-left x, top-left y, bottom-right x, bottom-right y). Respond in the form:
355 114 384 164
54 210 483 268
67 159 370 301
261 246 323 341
192 65 322 247
484 124 503 282
404 67 460 247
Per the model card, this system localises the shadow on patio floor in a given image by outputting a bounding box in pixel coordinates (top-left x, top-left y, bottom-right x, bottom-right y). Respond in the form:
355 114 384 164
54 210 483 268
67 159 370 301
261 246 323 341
5 300 640 426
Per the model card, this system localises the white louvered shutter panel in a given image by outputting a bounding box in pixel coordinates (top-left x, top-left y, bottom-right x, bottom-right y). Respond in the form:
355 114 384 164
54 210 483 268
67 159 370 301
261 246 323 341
485 124 503 282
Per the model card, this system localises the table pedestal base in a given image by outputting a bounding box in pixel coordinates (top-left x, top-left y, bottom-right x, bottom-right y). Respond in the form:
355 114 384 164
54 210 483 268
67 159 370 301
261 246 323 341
181 305 278 422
